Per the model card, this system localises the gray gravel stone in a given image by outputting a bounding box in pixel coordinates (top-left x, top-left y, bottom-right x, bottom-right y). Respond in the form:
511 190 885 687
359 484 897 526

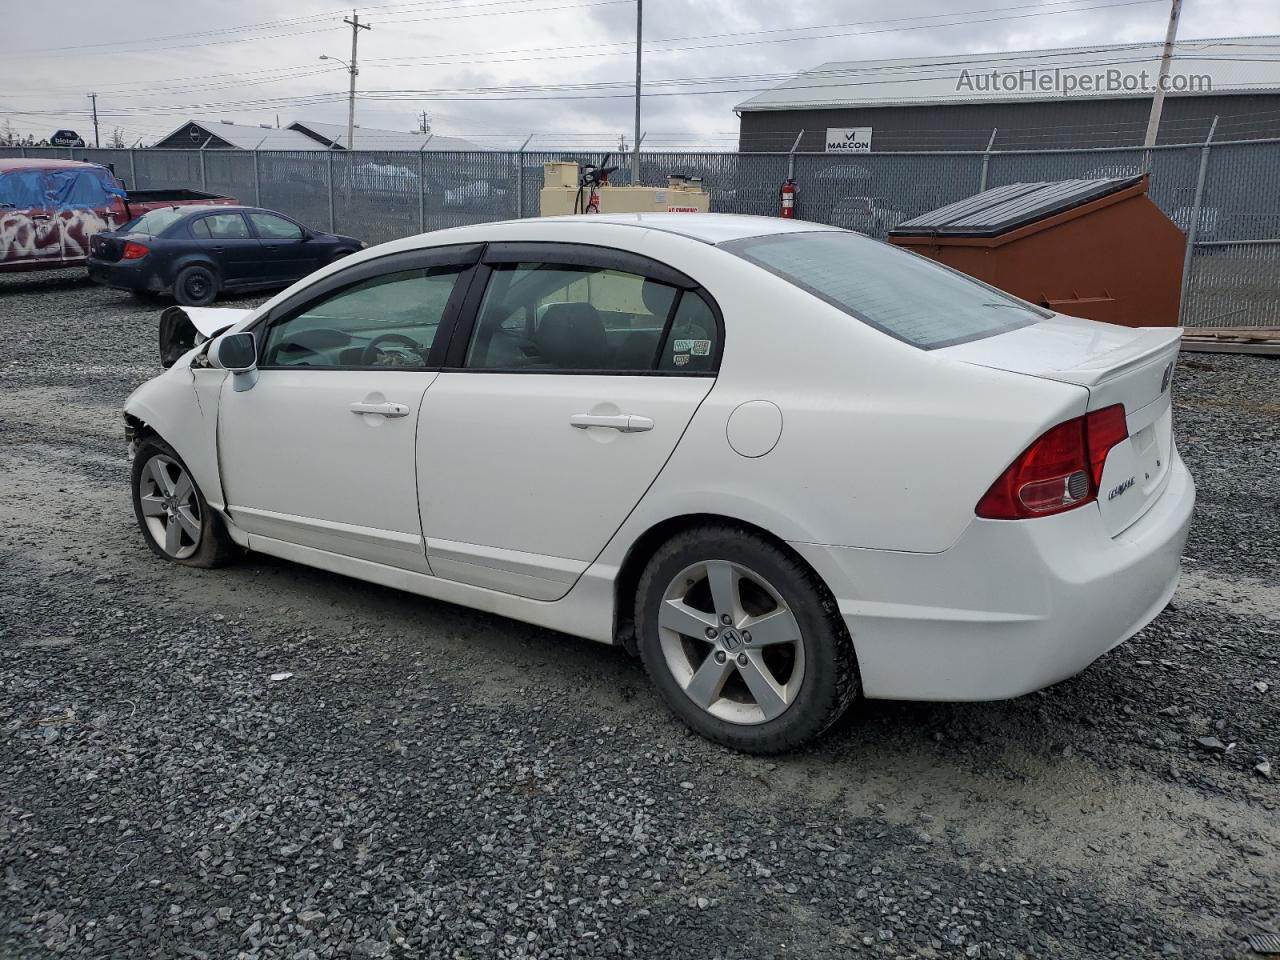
0 270 1276 960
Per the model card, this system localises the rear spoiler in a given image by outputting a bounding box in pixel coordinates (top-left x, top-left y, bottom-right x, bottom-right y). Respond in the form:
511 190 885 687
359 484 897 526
158 305 252 367
1038 327 1183 389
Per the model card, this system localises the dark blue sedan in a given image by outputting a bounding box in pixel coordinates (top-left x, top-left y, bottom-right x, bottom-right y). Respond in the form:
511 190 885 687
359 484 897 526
86 205 364 306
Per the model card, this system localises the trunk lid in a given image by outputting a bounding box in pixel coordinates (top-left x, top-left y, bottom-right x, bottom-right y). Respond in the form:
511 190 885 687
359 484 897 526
90 231 125 262
942 313 1182 536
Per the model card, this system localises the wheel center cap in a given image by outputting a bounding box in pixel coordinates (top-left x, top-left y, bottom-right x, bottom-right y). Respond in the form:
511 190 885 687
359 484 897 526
719 628 744 652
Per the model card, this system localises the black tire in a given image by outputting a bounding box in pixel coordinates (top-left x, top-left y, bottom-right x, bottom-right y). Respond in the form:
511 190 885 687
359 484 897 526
131 436 239 568
173 265 218 307
635 524 859 753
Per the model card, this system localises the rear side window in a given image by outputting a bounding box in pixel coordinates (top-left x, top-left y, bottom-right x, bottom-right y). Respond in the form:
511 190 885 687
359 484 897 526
192 214 250 240
658 292 719 372
45 168 121 210
464 263 679 372
127 208 186 236
722 231 1044 349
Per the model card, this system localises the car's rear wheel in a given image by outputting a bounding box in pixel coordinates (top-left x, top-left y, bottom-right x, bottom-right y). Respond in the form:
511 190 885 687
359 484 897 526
131 437 238 568
635 525 859 753
173 265 218 307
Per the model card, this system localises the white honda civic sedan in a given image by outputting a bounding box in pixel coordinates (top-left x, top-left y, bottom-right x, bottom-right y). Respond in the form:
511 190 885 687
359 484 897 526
125 213 1194 752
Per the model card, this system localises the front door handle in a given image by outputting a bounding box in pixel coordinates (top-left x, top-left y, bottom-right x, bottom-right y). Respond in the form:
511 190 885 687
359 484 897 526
569 413 654 433
351 401 410 418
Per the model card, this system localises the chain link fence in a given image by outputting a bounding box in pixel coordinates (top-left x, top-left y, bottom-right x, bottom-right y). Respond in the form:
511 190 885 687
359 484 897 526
4 139 1277 326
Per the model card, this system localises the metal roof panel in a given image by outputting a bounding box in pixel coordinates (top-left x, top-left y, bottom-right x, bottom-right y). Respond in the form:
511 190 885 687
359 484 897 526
888 176 1146 237
735 36 1280 112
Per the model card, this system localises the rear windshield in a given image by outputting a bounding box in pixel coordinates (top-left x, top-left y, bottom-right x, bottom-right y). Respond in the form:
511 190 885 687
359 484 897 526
124 208 186 236
722 231 1045 349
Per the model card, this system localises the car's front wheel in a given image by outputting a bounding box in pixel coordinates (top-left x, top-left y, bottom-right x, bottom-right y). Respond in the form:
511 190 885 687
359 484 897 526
635 525 859 753
173 265 218 307
131 437 238 568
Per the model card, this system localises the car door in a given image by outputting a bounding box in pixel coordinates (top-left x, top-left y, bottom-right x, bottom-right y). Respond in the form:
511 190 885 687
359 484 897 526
246 211 317 281
45 165 127 264
217 244 481 570
0 168 61 269
416 242 723 601
189 212 261 287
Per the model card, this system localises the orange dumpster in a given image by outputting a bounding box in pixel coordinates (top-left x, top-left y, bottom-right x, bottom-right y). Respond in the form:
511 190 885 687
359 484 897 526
888 174 1185 327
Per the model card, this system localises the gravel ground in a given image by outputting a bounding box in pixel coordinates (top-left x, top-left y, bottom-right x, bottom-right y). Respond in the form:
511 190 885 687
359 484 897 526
1 269 1277 960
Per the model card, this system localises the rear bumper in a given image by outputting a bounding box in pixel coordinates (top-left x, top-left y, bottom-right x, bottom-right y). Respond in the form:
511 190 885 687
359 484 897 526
791 452 1195 701
87 258 167 293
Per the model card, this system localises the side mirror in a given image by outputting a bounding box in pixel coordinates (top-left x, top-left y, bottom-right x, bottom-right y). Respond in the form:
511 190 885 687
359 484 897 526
211 332 259 391
213 332 257 371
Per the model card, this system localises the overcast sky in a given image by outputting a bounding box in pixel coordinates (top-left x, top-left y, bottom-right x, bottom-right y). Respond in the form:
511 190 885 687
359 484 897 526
4 0 1278 149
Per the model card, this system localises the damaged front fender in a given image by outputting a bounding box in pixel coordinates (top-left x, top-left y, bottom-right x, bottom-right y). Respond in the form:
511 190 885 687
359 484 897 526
159 305 253 367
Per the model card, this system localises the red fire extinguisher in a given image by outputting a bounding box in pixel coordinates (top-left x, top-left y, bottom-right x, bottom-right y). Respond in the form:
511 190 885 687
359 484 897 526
780 178 797 218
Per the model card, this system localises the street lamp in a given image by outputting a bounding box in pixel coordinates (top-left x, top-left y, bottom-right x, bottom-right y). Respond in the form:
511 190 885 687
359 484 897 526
319 53 358 150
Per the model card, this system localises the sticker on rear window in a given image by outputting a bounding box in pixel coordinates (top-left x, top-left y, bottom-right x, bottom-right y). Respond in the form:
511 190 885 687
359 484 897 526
674 338 712 356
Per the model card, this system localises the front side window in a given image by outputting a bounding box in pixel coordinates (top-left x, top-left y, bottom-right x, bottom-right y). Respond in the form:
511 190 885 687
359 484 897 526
249 212 304 240
262 266 463 368
722 230 1046 350
192 213 250 240
464 263 678 371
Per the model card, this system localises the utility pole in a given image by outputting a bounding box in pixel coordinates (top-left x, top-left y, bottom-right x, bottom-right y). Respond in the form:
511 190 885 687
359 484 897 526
1143 0 1182 149
344 11 371 150
88 92 100 148
418 110 430 135
631 0 642 185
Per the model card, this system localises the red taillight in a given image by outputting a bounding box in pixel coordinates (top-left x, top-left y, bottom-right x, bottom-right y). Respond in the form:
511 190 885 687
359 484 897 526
1085 404 1128 487
122 241 149 260
976 405 1128 520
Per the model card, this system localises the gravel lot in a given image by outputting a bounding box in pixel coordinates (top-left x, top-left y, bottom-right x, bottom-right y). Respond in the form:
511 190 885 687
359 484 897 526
1 269 1277 960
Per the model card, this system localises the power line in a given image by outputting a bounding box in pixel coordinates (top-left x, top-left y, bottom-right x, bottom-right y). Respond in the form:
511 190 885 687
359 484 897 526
11 0 633 60
10 50 1277 122
367 0 1171 68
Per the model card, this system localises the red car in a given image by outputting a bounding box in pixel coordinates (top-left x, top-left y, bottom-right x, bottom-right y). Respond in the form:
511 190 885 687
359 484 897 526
0 159 235 274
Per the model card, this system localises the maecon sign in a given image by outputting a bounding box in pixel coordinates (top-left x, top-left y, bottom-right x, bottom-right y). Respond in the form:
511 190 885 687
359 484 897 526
825 128 873 153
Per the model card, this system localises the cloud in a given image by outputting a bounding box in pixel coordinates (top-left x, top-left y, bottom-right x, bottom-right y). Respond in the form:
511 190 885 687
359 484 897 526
5 0 1278 148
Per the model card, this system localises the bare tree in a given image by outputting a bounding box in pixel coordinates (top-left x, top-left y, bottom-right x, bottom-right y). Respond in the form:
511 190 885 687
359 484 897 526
0 120 17 147
108 127 126 149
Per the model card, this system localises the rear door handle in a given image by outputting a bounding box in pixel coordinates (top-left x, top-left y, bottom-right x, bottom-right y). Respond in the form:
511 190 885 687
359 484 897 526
351 401 410 418
569 413 654 433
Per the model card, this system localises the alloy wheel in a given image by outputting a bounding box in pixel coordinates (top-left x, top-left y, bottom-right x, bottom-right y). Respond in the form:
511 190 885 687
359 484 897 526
658 559 805 725
137 455 202 559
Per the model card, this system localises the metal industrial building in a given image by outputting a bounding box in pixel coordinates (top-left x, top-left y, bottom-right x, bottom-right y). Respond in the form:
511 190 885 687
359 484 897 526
736 36 1280 152
151 119 482 151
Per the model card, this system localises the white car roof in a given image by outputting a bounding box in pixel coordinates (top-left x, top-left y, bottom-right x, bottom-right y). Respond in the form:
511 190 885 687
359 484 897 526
554 212 834 245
